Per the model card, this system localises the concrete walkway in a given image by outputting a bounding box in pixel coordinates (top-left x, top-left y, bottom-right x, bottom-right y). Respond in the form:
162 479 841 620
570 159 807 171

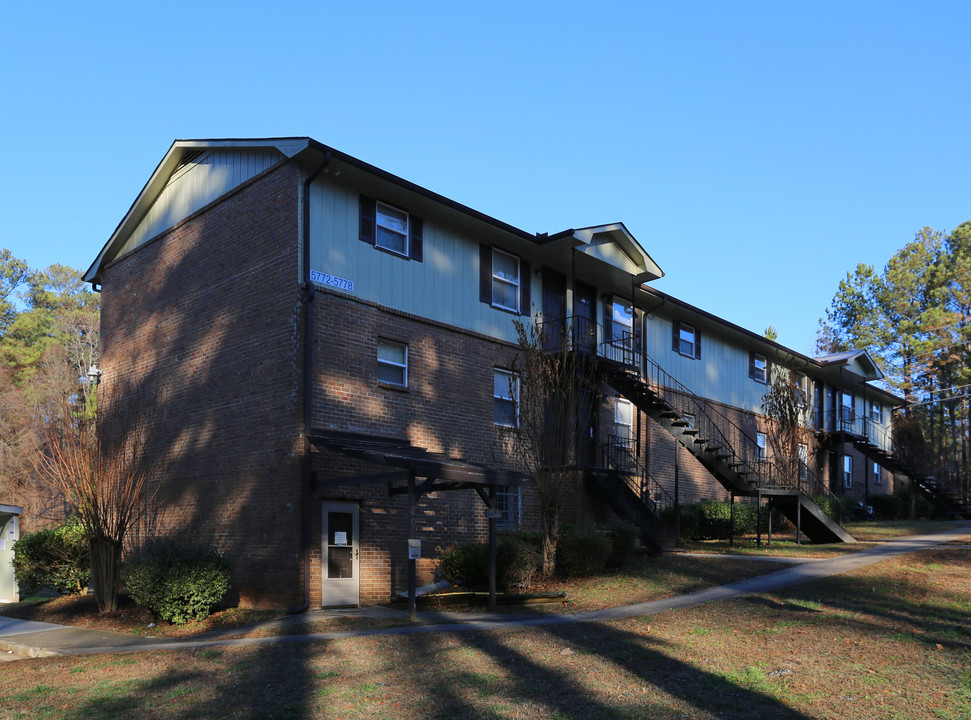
2 524 968 661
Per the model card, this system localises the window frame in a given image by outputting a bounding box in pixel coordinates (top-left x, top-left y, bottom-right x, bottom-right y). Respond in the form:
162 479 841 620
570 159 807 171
491 248 521 313
870 401 882 424
493 368 520 428
749 352 768 384
840 391 855 424
496 486 521 530
374 200 410 257
376 338 408 388
614 398 634 442
675 321 700 359
611 297 634 343
798 443 809 482
795 373 809 408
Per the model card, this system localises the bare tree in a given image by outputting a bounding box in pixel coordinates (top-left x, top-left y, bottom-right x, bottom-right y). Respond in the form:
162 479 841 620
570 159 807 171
761 368 814 488
507 317 600 577
31 384 162 612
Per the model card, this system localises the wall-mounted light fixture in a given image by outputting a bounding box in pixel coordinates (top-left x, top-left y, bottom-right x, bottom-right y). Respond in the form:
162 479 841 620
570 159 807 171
86 365 103 386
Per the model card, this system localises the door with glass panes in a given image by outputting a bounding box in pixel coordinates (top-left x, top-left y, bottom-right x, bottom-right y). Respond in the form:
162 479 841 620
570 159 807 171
321 501 360 606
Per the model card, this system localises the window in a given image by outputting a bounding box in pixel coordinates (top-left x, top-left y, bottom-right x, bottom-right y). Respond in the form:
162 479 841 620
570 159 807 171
376 202 408 254
798 443 809 482
673 321 700 358
496 486 521 529
614 398 633 441
873 461 882 485
491 249 520 312
749 353 768 383
358 195 423 261
756 432 767 460
795 374 809 408
479 245 530 315
840 392 855 424
683 413 696 429
842 454 853 488
494 369 519 427
870 401 882 424
611 298 634 343
376 339 407 387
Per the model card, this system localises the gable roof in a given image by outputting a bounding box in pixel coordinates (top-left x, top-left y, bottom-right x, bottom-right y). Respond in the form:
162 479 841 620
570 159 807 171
85 137 664 289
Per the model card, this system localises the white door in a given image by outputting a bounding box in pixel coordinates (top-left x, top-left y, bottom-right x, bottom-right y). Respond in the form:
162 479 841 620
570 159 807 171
322 501 359 607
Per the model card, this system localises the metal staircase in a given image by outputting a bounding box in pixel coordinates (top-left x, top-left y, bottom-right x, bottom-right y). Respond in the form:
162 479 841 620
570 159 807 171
821 416 971 519
593 330 853 544
586 437 679 551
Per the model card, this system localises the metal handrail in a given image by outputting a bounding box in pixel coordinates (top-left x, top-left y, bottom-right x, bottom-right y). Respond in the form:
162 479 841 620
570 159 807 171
540 317 848 522
600 435 677 516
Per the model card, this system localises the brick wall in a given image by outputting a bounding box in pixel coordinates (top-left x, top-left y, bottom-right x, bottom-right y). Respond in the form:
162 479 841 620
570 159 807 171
307 290 527 605
99 159 305 608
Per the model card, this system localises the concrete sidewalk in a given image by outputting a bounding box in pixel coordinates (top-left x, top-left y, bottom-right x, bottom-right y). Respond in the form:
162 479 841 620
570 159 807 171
2 524 968 661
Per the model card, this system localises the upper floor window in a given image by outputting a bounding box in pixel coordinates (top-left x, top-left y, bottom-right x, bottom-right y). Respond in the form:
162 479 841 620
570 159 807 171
749 353 768 384
673 321 700 359
479 245 530 315
377 339 408 387
870 401 882 424
841 391 855 424
795 373 809 407
611 298 634 342
359 195 423 261
494 369 519 427
492 249 520 312
376 202 408 254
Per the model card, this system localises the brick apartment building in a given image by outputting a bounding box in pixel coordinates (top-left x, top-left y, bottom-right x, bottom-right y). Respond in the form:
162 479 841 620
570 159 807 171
83 138 903 609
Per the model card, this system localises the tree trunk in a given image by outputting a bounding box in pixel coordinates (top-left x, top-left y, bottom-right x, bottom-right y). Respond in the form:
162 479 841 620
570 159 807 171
540 507 559 577
89 537 122 613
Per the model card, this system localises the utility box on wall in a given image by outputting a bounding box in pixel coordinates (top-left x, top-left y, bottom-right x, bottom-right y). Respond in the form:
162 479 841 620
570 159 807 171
0 505 22 603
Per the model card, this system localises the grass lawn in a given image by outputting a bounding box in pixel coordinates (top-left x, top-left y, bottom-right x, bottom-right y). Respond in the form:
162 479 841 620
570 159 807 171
0 520 968 718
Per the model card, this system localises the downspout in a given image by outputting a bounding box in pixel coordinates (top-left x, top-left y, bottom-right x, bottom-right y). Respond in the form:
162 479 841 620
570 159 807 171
290 152 331 614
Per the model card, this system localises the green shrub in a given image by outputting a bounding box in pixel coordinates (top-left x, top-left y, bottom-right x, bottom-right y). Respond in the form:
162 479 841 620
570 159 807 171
123 542 231 624
12 518 90 596
437 535 542 591
498 535 541 590
869 493 906 519
555 525 610 577
691 500 758 540
437 541 489 589
603 522 638 568
661 505 700 540
812 495 841 521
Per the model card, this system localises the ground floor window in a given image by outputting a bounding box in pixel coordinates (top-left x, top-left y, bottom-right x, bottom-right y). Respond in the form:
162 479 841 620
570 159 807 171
842 455 853 487
496 486 520 529
873 461 882 485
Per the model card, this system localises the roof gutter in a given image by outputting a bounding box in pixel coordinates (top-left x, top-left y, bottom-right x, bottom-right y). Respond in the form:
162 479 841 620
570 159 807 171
290 152 331 614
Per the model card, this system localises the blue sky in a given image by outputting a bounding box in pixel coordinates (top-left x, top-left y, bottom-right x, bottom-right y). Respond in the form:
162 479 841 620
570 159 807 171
2 1 968 355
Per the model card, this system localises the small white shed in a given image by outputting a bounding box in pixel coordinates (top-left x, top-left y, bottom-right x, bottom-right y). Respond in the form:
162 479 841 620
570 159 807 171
0 505 23 602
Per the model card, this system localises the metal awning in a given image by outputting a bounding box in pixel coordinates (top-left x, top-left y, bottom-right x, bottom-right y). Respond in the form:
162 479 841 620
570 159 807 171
308 429 523 496
309 429 523 617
